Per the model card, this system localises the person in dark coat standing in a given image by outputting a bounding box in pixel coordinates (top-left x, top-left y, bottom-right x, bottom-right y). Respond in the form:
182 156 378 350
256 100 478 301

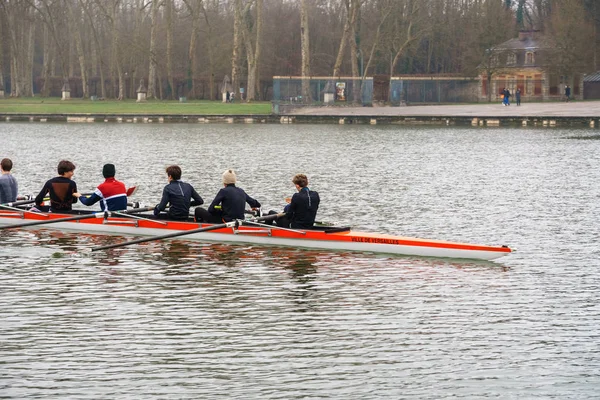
565 85 571 102
515 88 521 106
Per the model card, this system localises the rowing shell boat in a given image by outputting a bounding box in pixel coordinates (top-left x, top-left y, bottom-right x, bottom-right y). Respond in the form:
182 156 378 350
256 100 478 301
0 209 511 260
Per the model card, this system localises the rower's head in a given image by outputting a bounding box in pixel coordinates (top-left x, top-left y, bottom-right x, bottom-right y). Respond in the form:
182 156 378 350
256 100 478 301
166 165 182 181
57 160 76 178
103 163 116 178
223 169 236 186
1 158 12 173
292 174 308 190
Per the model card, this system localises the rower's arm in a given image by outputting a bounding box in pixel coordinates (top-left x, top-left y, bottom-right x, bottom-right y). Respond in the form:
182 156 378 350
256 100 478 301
79 191 101 206
190 187 204 207
35 181 50 206
154 186 170 214
208 189 225 213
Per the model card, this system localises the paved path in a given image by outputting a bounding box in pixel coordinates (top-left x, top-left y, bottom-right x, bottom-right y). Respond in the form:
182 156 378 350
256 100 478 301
291 101 600 117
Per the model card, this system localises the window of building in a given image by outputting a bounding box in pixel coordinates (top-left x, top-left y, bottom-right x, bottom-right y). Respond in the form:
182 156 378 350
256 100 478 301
507 53 516 65
490 55 499 67
526 52 534 65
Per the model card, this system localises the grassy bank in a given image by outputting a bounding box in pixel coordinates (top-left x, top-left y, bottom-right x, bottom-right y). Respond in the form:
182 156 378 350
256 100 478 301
0 98 272 115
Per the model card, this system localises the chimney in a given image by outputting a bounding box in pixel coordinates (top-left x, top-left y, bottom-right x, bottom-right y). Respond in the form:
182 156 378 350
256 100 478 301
519 30 539 41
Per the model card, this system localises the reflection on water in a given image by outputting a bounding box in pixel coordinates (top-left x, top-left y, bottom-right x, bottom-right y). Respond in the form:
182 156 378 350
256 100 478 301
1 124 599 398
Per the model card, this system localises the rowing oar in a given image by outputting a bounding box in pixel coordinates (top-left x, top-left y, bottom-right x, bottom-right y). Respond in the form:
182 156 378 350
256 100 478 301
0 198 38 208
0 206 154 231
0 186 134 210
90 212 285 252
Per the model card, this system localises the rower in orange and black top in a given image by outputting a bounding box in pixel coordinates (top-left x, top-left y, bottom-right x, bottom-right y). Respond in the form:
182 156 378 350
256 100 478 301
34 160 78 212
74 163 127 211
154 165 203 221
195 169 261 223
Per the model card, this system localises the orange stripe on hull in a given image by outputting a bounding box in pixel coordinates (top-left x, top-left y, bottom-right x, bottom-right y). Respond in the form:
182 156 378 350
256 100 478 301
0 211 512 258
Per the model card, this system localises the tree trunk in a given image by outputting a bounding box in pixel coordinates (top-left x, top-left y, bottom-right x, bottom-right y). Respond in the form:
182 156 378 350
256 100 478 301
350 24 360 104
252 0 262 101
333 1 352 77
186 0 200 99
147 0 159 99
3 3 22 96
80 0 106 98
68 25 75 77
231 0 242 96
349 1 361 104
300 0 311 102
26 14 35 96
165 0 175 99
109 2 125 99
200 1 216 101
0 15 4 90
242 25 255 102
68 2 89 98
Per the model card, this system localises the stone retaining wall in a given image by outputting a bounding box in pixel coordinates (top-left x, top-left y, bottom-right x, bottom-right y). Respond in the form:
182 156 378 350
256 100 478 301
1 113 598 128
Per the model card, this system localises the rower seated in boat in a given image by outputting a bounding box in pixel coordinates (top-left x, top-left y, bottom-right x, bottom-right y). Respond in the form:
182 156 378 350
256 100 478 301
74 163 127 211
154 165 203 221
0 158 18 204
195 169 261 223
275 174 320 229
34 160 78 213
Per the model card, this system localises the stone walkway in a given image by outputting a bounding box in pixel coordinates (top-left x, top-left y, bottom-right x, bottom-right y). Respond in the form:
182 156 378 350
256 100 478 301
290 101 600 117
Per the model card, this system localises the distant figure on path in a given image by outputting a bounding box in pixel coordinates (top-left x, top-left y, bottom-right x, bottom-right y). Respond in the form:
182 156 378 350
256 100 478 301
226 91 230 103
515 88 521 106
0 158 18 204
74 163 128 211
35 160 78 212
230 92 235 103
503 88 511 106
565 85 571 102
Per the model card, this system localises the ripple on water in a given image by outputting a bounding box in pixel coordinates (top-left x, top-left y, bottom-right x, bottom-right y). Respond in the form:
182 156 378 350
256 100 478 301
1 124 600 398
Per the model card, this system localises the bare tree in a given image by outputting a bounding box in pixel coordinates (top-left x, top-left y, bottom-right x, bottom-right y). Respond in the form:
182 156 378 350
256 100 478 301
547 0 595 77
68 0 89 98
80 0 107 98
147 0 161 99
165 0 175 98
332 0 361 77
300 0 311 101
239 0 262 101
182 0 202 99
200 0 217 100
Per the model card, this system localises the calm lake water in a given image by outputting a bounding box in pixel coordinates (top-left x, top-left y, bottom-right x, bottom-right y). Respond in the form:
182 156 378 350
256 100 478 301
1 123 599 398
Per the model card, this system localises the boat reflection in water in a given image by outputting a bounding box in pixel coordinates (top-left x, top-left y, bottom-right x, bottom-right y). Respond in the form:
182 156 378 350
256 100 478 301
3 228 510 272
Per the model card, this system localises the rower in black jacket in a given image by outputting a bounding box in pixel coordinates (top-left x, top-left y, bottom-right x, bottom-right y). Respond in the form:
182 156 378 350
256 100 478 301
195 169 261 223
277 173 320 229
154 165 203 221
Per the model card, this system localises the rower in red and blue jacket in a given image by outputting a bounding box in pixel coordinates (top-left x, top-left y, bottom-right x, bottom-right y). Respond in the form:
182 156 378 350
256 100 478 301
75 164 128 211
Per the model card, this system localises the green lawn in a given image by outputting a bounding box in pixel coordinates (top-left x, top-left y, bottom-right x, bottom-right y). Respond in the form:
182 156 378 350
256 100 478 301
0 98 272 115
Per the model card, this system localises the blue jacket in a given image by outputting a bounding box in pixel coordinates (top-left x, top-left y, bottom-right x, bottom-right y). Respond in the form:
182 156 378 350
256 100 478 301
79 177 128 211
155 180 203 220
